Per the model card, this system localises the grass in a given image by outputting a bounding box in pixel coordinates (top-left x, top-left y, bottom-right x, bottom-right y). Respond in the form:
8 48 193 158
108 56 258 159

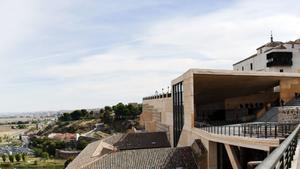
0 157 65 169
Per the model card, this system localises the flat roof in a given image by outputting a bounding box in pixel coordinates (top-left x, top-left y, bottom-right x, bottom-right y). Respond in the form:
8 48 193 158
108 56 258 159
172 69 300 84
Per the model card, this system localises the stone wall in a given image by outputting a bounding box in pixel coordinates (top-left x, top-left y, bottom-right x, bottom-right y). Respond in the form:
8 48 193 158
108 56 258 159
278 107 300 123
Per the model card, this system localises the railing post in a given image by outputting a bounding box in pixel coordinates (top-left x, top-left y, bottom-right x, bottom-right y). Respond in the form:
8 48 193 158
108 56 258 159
275 125 277 138
233 126 235 136
265 125 267 138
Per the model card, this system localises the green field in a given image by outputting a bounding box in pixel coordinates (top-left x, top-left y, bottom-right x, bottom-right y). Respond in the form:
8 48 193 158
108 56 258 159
0 157 65 169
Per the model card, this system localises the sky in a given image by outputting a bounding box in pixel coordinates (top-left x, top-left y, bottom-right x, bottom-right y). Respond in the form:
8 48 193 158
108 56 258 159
0 0 300 113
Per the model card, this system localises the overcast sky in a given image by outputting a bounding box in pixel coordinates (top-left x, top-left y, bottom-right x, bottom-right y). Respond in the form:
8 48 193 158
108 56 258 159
0 0 300 113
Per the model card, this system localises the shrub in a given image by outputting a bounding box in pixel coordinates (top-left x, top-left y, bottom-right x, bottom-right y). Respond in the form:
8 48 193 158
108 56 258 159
64 158 73 168
41 152 49 160
21 153 26 162
8 155 14 163
34 160 38 165
2 154 6 162
15 153 21 162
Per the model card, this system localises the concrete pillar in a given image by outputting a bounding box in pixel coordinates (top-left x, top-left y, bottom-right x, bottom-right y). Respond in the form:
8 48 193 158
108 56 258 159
208 141 218 169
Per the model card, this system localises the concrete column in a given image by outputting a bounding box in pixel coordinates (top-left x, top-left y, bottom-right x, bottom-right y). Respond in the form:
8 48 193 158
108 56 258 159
208 141 218 169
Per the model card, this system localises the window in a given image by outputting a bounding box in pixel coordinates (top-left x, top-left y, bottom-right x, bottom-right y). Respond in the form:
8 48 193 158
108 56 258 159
173 82 184 147
242 66 244 71
280 69 284 72
292 44 294 48
250 63 253 70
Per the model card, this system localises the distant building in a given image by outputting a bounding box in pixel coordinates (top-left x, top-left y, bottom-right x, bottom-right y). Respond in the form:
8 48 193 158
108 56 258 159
233 36 300 73
48 133 79 142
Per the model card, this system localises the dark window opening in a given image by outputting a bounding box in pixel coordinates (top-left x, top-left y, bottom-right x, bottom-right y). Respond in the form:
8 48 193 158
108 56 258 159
266 52 293 67
250 63 253 70
242 66 244 71
280 69 283 72
173 82 184 147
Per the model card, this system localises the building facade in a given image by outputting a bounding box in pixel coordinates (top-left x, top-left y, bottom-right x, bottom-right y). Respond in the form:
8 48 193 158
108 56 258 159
233 37 300 73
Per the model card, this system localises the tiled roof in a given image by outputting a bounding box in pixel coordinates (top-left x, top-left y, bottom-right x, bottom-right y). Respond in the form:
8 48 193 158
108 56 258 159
114 132 171 150
67 132 172 169
257 41 283 50
102 133 123 145
82 147 198 169
66 140 102 169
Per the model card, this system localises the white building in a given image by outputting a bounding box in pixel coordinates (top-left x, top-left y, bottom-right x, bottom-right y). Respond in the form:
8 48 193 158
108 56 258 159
233 36 300 73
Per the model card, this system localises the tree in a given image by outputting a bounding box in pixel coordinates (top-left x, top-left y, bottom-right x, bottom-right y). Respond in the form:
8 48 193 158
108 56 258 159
21 153 26 162
103 111 112 124
59 113 71 121
41 152 49 160
113 103 128 120
8 155 14 163
70 110 82 120
2 154 6 162
76 140 88 150
15 154 21 162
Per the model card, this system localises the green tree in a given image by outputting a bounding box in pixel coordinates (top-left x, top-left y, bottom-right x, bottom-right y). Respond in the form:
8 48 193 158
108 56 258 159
76 140 88 150
59 113 71 121
21 153 26 162
113 103 128 120
8 155 14 163
70 110 82 120
15 154 21 162
2 154 6 162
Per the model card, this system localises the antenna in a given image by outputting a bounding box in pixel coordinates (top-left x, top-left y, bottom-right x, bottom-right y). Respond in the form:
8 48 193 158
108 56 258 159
270 31 273 42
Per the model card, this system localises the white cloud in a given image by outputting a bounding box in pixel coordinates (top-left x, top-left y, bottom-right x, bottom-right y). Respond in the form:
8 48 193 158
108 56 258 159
1 0 300 112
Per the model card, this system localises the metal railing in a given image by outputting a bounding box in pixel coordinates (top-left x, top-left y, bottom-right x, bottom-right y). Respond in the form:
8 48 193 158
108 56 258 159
255 123 300 169
197 122 298 139
143 93 171 100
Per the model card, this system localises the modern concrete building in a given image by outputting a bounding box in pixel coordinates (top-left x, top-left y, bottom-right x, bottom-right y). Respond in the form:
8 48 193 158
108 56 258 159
141 69 300 168
233 36 300 73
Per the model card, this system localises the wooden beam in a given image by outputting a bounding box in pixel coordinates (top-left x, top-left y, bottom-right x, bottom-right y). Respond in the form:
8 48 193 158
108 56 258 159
224 144 242 169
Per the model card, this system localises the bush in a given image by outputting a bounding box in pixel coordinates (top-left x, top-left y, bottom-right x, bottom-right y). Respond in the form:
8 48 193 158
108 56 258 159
21 153 26 162
15 153 21 162
41 152 49 160
2 154 6 162
8 155 14 163
34 160 38 165
76 140 88 150
64 158 73 168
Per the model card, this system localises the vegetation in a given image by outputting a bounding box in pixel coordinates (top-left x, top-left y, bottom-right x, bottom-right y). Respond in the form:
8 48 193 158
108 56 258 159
15 154 21 162
30 137 67 157
58 103 142 123
2 154 6 162
64 158 73 168
8 155 14 163
0 156 65 169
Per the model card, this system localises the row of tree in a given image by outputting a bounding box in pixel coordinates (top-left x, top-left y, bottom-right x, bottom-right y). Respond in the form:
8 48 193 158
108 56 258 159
58 103 142 123
1 153 27 163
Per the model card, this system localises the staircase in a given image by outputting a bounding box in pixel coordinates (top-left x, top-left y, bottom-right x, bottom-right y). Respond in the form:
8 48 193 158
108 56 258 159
286 97 300 106
256 107 279 122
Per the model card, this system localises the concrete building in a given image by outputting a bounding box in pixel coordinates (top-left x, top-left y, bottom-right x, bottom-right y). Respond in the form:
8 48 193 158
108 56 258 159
141 69 300 169
233 36 300 73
